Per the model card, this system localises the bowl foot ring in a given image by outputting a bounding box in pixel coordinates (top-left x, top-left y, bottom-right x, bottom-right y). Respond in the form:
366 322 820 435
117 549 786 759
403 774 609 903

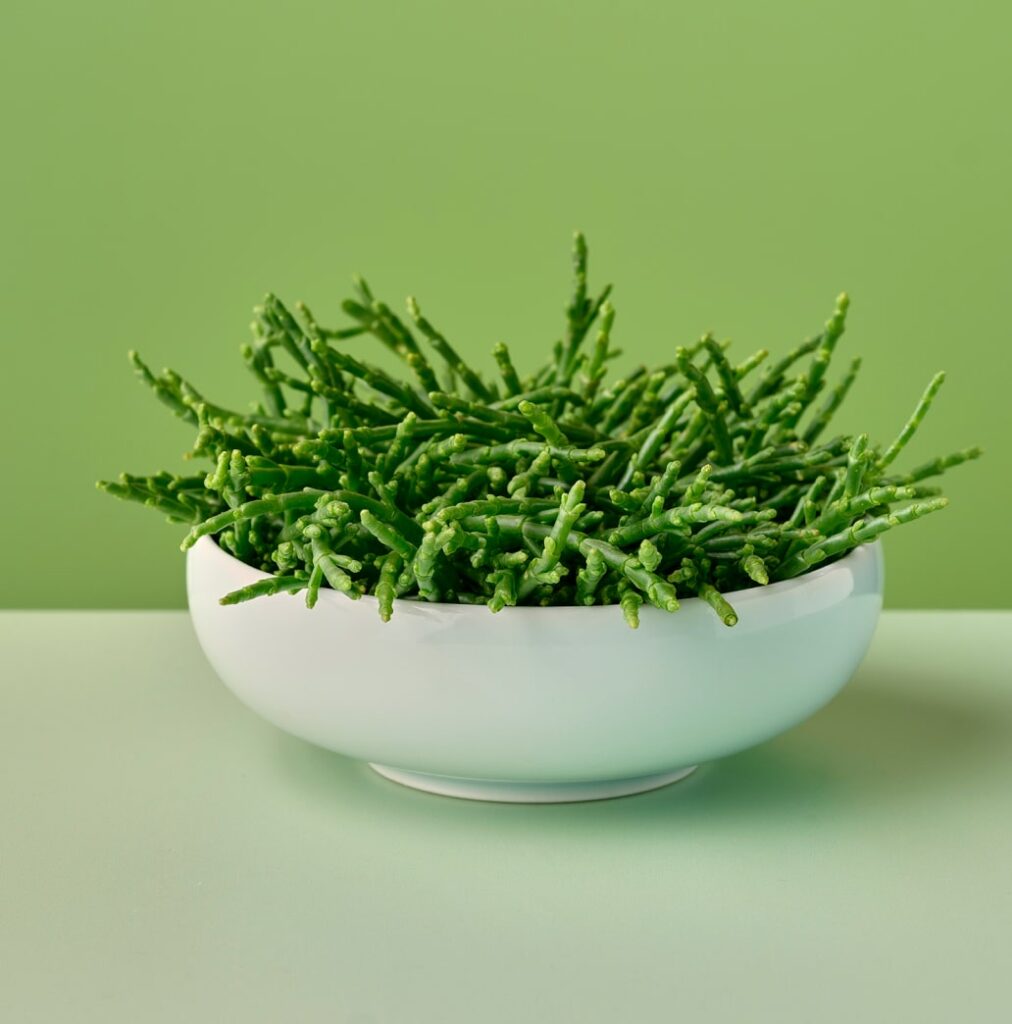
368 763 697 803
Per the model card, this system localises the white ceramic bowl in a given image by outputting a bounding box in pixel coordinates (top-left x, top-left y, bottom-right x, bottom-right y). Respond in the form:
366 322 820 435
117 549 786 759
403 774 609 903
187 537 883 802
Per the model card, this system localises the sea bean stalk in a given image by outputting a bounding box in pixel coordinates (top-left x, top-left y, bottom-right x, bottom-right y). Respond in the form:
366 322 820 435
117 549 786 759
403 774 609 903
99 234 980 627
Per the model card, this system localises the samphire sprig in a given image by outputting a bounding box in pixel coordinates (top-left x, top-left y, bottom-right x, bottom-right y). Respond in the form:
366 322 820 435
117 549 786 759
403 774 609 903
98 234 981 627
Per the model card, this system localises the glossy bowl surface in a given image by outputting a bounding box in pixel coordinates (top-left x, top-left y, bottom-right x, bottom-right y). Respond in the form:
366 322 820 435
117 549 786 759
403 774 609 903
187 537 883 801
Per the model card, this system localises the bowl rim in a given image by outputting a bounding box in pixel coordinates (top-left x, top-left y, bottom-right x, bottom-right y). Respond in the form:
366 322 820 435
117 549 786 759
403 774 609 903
191 535 882 617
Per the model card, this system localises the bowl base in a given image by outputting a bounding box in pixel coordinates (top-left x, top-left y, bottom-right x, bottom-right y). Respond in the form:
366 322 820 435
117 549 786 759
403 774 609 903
368 763 698 803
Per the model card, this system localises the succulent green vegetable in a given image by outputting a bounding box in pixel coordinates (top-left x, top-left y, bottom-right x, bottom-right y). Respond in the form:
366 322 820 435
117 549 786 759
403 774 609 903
98 234 980 626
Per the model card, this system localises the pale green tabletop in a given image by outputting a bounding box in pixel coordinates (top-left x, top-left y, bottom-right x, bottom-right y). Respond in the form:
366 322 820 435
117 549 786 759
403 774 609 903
1 611 1010 1023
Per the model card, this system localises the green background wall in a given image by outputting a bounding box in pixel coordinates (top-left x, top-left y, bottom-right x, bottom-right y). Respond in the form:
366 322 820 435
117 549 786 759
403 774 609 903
3 1 1009 609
